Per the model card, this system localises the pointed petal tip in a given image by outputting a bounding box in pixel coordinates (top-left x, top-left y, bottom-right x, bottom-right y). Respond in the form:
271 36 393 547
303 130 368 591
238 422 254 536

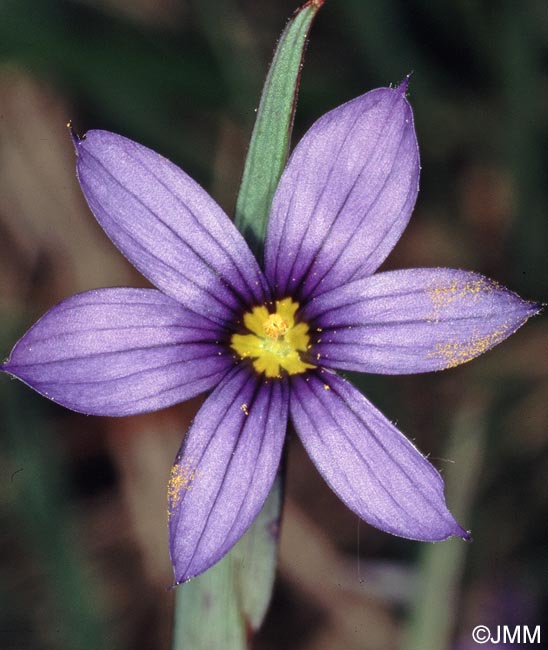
169 576 191 591
398 72 414 94
420 519 470 543
520 298 544 324
1 359 15 375
411 517 470 543
451 520 472 542
169 544 229 586
67 120 84 153
171 567 199 587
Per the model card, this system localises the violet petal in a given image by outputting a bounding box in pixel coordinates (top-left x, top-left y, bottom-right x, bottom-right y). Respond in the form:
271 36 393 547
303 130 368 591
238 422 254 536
76 130 270 324
168 365 288 583
304 268 541 374
290 371 468 541
265 84 419 301
1 288 231 416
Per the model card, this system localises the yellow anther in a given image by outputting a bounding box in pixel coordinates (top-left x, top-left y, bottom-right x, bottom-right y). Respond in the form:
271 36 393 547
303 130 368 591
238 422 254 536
263 313 289 339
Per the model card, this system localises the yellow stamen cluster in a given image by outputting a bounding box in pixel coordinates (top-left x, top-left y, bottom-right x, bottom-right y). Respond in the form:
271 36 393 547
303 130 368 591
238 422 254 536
231 297 315 378
263 313 289 339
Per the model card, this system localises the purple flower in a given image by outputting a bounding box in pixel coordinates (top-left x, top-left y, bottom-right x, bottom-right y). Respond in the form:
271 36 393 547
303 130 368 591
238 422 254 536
1 82 540 584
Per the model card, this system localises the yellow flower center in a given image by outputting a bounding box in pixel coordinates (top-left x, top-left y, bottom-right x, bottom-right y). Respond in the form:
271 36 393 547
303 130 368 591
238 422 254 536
230 297 315 378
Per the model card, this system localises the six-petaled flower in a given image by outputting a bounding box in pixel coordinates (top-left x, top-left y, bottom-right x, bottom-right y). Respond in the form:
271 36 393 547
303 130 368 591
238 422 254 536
1 80 540 584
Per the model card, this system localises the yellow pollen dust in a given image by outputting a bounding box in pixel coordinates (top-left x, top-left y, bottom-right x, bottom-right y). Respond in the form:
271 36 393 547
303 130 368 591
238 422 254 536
428 325 510 369
426 277 499 323
230 297 315 378
167 461 198 519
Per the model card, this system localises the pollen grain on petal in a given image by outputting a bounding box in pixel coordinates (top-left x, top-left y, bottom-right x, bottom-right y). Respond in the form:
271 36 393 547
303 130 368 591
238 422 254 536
427 276 498 323
167 461 198 518
428 324 510 369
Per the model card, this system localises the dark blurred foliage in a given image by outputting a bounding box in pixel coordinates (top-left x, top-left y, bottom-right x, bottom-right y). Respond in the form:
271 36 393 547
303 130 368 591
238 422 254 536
0 1 547 649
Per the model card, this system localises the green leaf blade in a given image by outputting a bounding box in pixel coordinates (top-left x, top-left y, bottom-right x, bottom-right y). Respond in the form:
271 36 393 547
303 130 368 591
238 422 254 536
234 0 324 258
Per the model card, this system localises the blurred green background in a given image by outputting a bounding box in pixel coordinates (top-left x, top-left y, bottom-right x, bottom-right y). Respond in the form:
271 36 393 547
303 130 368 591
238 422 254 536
0 1 547 649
